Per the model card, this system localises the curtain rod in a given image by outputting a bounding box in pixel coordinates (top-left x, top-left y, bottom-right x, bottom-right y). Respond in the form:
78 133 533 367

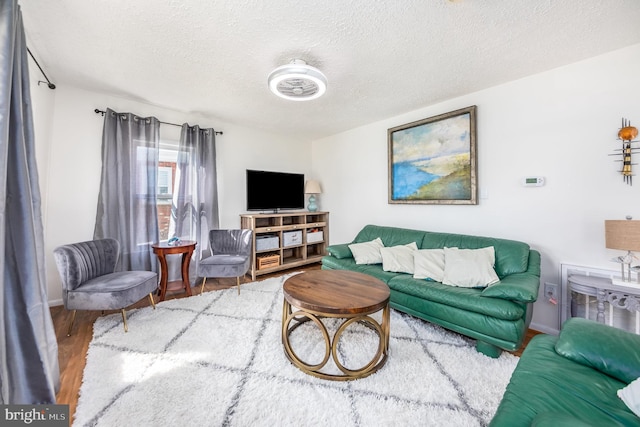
27 47 56 89
94 109 223 135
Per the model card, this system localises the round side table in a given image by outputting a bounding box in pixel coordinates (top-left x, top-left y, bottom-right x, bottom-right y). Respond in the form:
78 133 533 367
151 240 197 301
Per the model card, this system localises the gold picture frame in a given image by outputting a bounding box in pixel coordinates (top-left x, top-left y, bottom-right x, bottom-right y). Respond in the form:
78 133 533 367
388 106 477 205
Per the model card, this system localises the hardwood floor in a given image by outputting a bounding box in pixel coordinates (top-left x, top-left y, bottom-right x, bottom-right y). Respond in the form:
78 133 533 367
50 263 540 419
513 328 542 357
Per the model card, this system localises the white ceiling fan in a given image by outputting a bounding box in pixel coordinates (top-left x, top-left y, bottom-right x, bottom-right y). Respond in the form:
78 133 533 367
268 59 327 101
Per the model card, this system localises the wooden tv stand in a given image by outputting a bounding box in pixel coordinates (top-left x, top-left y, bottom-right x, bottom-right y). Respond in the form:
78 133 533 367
240 211 329 280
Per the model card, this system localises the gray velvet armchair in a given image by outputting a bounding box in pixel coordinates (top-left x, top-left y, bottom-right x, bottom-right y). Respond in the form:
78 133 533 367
53 238 158 335
198 229 253 295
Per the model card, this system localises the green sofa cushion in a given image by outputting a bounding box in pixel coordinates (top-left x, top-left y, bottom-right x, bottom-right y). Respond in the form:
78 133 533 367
555 317 640 384
388 274 525 321
390 290 526 346
530 412 602 427
327 225 425 260
353 224 426 247
490 334 637 427
321 256 398 284
420 231 531 278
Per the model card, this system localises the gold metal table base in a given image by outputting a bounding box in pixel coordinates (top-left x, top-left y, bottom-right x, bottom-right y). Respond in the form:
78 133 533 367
281 299 390 381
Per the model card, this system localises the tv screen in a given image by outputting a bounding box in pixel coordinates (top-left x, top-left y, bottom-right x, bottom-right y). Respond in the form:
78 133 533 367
246 170 305 211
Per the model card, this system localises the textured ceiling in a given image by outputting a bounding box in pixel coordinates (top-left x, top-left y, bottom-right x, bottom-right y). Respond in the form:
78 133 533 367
20 0 640 140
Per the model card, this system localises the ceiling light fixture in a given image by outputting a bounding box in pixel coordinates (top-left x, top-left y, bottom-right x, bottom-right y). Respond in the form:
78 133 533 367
268 59 327 101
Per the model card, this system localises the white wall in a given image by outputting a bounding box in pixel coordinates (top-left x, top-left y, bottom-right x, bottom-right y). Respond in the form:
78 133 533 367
35 85 312 304
311 43 640 334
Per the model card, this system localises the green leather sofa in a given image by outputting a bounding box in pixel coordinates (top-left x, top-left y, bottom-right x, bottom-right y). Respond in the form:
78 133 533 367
491 317 640 426
321 224 541 357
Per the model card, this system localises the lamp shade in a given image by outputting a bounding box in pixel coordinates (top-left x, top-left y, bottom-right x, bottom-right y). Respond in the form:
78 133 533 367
605 220 640 251
304 180 322 194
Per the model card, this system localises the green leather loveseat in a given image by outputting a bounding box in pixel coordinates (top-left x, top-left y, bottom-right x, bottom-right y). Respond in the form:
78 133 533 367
321 224 541 357
491 317 640 426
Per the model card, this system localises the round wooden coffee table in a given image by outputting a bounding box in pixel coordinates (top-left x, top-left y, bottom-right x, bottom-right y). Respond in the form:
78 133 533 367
282 270 390 381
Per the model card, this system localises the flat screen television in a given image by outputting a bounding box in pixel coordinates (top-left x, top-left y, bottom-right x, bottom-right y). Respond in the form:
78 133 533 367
246 169 305 211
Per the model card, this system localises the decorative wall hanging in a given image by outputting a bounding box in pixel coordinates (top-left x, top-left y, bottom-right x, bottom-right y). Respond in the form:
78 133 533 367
611 118 639 185
388 106 477 205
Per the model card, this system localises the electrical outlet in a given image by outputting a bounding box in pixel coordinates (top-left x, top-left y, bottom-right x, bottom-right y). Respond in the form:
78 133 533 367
544 282 558 302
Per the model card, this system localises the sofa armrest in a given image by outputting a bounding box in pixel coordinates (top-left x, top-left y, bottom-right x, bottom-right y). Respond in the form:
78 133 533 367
327 244 353 259
481 249 540 302
555 317 640 384
480 272 540 302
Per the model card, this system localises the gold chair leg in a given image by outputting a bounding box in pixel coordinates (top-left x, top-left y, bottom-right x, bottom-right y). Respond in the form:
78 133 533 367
200 277 207 295
148 293 156 309
237 276 241 295
121 309 128 332
66 310 77 337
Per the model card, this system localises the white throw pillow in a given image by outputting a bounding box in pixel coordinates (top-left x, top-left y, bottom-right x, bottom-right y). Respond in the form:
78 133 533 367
619 377 640 417
348 237 385 265
413 249 445 282
380 242 419 274
442 246 500 288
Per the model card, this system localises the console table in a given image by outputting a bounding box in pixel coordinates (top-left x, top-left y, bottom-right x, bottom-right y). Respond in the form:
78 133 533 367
152 240 197 301
567 273 640 333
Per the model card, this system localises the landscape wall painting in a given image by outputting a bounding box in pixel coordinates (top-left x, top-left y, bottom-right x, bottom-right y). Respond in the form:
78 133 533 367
388 106 477 205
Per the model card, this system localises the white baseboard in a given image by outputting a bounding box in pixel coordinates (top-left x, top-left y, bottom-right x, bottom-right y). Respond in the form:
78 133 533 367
529 321 558 336
48 299 63 307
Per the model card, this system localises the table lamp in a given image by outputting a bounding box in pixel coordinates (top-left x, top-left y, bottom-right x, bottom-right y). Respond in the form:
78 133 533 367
304 180 322 212
605 217 640 286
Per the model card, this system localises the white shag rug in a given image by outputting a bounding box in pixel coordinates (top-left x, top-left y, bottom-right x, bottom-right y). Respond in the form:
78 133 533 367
74 273 518 427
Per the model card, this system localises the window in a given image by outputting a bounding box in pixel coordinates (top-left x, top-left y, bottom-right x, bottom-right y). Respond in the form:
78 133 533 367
157 128 180 241
158 166 173 197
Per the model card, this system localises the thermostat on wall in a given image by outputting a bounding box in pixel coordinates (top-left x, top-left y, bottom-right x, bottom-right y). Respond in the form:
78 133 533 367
521 176 545 187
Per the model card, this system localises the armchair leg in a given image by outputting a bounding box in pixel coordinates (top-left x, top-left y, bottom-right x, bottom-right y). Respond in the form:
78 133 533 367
148 293 156 309
121 309 128 332
236 276 241 295
66 310 77 337
200 277 207 295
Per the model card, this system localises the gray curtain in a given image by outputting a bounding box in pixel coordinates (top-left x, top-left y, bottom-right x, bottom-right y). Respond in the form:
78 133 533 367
0 1 59 403
94 109 160 272
169 124 219 279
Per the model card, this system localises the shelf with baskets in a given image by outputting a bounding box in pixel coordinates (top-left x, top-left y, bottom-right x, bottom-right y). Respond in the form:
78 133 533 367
240 211 329 280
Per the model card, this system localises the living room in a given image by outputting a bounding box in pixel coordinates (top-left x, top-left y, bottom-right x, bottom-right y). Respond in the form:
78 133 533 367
6 0 640 424
26 3 640 337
